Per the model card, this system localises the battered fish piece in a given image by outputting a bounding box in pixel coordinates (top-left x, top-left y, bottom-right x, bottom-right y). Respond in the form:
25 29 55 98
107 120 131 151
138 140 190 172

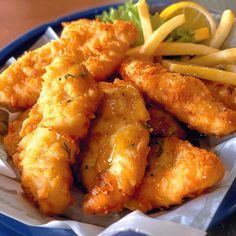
4 110 29 156
13 56 103 215
120 58 236 136
204 81 236 111
147 105 185 139
0 20 137 108
80 80 150 214
126 137 224 212
61 20 138 81
21 56 103 138
0 38 80 108
13 127 77 215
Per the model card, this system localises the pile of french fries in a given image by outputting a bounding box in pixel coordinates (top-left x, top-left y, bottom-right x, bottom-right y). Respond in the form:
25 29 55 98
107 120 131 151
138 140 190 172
128 0 236 85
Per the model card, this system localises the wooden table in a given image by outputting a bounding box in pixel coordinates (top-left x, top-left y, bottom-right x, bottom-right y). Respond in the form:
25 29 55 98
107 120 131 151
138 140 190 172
0 0 122 50
1 0 235 50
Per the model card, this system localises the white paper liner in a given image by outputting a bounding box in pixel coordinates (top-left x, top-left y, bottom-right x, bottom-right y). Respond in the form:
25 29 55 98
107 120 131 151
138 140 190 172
29 27 59 50
1 16 236 235
100 211 205 236
0 57 16 73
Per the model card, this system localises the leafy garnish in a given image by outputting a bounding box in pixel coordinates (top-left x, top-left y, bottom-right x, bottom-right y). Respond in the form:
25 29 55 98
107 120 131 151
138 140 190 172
129 143 135 148
96 0 193 45
96 1 163 46
59 71 88 81
154 139 163 157
63 142 72 159
65 73 77 79
142 123 152 132
167 28 193 42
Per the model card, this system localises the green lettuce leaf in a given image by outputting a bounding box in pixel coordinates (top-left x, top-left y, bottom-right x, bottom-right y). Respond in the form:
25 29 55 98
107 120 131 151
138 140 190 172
96 0 193 46
96 1 162 46
167 28 193 42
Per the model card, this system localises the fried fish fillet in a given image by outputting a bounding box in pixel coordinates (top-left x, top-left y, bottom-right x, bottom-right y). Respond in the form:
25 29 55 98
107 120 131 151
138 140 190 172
4 110 29 156
147 105 185 139
204 81 236 111
0 37 79 108
20 56 103 138
80 80 150 214
61 19 138 81
120 58 236 136
14 127 77 215
13 56 103 215
0 20 137 108
126 137 224 212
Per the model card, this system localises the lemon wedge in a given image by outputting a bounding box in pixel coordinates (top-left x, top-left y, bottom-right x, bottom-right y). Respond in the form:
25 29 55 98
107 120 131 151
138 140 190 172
160 2 216 36
162 60 236 85
192 27 210 43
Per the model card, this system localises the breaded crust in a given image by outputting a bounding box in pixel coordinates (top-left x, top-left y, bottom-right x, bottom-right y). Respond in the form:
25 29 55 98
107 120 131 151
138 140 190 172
4 110 30 156
120 58 236 136
80 80 150 214
13 56 103 215
126 137 225 212
0 20 137 108
204 81 236 111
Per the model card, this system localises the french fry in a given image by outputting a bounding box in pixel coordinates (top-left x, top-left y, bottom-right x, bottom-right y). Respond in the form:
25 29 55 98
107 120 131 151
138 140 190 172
162 59 236 86
126 46 141 56
138 0 153 42
127 42 217 57
154 42 218 56
140 14 185 56
209 10 234 49
192 27 210 43
187 48 236 66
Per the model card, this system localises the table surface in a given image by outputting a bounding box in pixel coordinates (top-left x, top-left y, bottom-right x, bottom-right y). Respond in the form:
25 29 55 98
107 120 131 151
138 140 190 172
0 0 124 50
0 0 236 235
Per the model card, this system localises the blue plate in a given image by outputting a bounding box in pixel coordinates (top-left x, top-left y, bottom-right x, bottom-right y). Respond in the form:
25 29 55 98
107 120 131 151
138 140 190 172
0 1 235 235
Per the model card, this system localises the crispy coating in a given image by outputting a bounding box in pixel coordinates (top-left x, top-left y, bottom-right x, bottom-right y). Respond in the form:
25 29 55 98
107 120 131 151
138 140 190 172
13 56 103 215
126 137 225 212
0 20 137 108
204 81 236 111
147 106 185 139
61 20 138 81
13 127 77 215
0 38 79 108
0 44 50 108
21 56 103 138
4 110 29 156
80 80 150 214
120 58 236 136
